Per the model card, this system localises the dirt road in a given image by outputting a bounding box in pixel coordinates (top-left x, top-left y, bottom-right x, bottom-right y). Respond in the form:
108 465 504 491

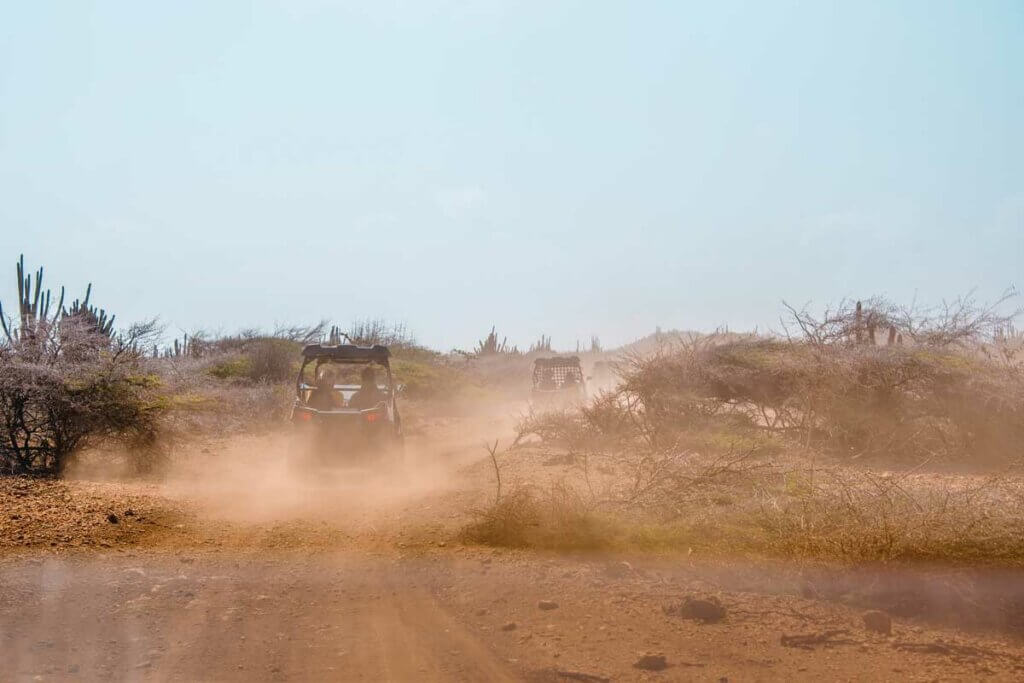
3 419 1023 681
1 552 517 682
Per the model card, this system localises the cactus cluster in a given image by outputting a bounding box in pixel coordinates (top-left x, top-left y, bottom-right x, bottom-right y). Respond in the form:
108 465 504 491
162 333 205 358
528 334 551 353
0 255 119 346
0 255 65 344
475 326 519 355
63 283 115 338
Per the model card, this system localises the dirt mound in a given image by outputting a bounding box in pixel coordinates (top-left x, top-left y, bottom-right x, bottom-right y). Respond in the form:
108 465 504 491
0 477 183 552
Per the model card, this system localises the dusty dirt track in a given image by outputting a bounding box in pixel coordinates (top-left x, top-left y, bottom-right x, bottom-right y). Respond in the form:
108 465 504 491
2 414 1024 682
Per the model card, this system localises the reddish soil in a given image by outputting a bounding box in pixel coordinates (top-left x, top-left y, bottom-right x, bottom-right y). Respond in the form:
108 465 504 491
2 417 1023 681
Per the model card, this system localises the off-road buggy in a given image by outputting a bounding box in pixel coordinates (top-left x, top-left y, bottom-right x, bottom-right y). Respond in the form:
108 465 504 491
290 343 404 460
531 356 587 408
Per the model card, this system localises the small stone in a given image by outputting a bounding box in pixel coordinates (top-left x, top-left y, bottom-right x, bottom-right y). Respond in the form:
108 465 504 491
501 622 517 632
667 596 727 623
124 509 135 517
634 654 668 671
106 513 119 524
538 600 559 610
862 610 892 635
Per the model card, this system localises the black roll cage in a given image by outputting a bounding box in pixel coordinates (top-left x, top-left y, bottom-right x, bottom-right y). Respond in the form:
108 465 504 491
296 344 394 398
532 356 584 388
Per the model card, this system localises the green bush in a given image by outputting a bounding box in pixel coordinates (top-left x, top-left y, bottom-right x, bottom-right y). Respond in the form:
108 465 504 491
208 355 252 379
205 339 300 383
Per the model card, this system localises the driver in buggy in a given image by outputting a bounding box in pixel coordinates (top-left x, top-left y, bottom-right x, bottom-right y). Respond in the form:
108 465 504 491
308 369 343 410
348 366 385 410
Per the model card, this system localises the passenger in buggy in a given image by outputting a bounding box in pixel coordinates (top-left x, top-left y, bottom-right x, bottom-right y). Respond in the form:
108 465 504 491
349 366 385 410
309 370 343 410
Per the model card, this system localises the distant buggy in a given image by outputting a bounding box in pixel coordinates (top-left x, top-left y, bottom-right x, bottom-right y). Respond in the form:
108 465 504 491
531 356 587 408
290 343 404 459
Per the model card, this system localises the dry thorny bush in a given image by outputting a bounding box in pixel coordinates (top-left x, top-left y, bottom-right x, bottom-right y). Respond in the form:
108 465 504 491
756 466 1024 563
470 293 1024 559
481 397 1024 561
479 389 773 549
0 318 165 475
617 293 1024 464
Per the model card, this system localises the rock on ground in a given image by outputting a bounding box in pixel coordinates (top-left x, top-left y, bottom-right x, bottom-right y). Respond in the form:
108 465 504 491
666 595 727 623
633 654 668 671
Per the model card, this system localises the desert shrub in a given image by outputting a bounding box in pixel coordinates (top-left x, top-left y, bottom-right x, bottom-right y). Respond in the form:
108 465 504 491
462 487 540 547
198 336 301 384
462 483 612 550
208 354 251 379
757 469 1024 564
244 337 298 382
153 350 295 438
612 297 1024 463
0 331 163 475
345 318 415 348
514 409 592 449
390 356 469 401
580 391 641 443
0 257 167 475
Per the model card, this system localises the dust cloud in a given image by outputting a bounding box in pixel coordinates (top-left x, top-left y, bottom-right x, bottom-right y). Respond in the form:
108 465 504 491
157 407 519 527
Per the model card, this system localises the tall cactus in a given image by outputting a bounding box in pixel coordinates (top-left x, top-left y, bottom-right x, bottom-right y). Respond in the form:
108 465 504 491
528 334 551 353
64 283 115 338
475 326 518 355
0 255 65 344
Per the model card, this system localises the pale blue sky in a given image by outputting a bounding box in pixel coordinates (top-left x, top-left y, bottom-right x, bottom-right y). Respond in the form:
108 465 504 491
1 1 1021 350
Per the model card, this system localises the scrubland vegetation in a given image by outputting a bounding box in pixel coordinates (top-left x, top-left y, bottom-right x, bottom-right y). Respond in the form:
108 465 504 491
465 295 1024 566
3 255 1023 569
0 257 533 475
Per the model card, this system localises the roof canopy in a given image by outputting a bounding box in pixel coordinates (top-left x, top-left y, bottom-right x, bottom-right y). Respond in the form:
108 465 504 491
301 344 391 362
533 356 582 368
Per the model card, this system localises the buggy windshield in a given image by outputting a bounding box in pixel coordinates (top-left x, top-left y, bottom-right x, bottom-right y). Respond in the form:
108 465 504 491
297 359 392 410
